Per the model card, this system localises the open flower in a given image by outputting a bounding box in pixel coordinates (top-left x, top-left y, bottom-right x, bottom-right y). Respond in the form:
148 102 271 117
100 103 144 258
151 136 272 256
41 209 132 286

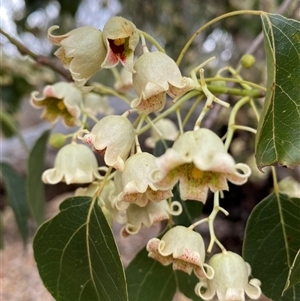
195 251 261 301
42 143 101 184
31 82 82 126
151 128 251 203
48 25 106 88
80 115 135 170
145 118 179 148
115 152 173 208
102 16 139 72
120 200 181 238
131 51 195 114
147 225 214 279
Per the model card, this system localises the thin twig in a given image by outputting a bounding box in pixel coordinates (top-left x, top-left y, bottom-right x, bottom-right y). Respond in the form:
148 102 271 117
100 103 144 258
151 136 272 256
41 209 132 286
0 28 72 81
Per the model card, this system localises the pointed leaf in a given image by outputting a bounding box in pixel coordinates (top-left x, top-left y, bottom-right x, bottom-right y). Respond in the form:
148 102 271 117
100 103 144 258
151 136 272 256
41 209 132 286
126 245 201 301
0 162 29 245
126 246 176 301
33 196 128 301
243 193 300 300
27 129 50 225
255 14 300 169
283 249 300 293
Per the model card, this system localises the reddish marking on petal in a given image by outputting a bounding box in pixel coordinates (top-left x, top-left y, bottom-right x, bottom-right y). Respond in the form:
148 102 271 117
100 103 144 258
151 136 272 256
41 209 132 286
43 86 55 97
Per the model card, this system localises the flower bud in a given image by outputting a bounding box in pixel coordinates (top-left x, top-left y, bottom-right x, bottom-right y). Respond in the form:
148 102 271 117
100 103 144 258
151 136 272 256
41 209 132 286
49 133 66 148
240 54 255 69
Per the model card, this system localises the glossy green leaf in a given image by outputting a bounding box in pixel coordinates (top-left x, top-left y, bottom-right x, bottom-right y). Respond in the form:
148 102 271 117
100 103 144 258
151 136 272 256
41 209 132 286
126 245 201 301
283 249 300 293
255 14 300 169
27 129 50 225
243 192 300 300
0 162 29 245
33 196 128 301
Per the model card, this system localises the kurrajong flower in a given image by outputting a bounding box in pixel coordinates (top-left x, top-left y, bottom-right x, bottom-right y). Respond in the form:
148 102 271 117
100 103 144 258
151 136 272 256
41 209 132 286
31 82 82 127
80 115 135 170
120 200 181 238
83 92 113 116
145 118 179 148
48 26 106 88
102 16 139 72
131 51 195 114
42 143 101 184
147 226 214 279
115 152 173 208
195 251 261 301
150 128 251 203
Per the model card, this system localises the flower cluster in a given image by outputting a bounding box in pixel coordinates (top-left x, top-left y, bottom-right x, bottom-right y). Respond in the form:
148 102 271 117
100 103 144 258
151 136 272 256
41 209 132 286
34 15 263 300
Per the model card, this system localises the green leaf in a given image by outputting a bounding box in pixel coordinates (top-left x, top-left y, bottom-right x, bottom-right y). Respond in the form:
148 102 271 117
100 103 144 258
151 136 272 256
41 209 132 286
126 245 201 301
283 249 300 294
33 196 128 301
243 192 300 300
26 130 50 226
255 14 300 169
0 162 29 245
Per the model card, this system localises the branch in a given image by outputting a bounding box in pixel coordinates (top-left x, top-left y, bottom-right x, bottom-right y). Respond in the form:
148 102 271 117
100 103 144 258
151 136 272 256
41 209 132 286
0 28 72 81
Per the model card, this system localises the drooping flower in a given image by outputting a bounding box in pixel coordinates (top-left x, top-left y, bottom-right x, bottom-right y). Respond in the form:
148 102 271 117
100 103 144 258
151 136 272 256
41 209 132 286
114 67 133 93
31 82 82 126
42 143 101 184
131 51 195 114
102 16 139 72
48 25 106 88
195 251 261 301
115 152 173 208
150 128 251 203
145 118 179 148
120 200 181 238
83 92 113 116
80 115 135 170
147 225 214 279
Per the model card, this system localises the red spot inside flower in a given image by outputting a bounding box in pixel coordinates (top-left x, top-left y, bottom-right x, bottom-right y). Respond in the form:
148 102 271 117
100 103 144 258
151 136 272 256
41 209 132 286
108 39 126 61
95 147 106 156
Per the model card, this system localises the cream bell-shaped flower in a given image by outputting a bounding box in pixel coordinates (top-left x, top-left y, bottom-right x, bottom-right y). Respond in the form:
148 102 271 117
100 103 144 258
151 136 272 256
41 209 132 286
80 115 135 171
114 67 133 93
42 143 101 184
31 82 82 127
83 92 113 116
116 152 173 208
120 200 181 238
145 118 179 148
147 225 214 279
195 251 262 301
101 16 139 72
131 51 195 114
151 128 251 203
48 26 106 88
